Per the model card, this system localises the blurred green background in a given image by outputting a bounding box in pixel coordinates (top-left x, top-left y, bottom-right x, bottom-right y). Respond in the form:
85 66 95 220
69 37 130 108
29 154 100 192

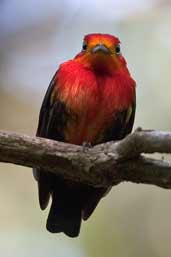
0 1 171 256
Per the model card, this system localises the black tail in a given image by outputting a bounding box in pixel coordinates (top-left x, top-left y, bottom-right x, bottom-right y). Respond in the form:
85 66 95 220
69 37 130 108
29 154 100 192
46 186 82 237
35 169 108 237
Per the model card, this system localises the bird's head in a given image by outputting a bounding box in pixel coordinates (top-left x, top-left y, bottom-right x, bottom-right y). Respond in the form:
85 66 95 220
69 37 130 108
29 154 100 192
75 33 126 74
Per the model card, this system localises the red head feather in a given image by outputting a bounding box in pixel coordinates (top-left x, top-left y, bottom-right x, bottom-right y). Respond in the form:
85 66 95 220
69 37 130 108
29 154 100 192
84 33 120 47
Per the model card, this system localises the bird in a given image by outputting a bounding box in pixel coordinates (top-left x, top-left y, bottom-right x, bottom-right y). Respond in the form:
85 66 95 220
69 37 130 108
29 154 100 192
33 33 136 237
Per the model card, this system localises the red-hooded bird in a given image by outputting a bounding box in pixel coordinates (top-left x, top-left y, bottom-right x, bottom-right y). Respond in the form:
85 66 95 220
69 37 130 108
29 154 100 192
33 33 136 237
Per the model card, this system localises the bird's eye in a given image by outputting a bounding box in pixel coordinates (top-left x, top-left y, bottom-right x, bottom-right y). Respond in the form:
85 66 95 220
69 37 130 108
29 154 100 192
82 41 87 51
115 45 121 55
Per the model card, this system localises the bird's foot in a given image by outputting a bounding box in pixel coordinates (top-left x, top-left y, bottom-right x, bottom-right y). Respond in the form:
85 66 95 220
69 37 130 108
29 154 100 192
82 141 92 152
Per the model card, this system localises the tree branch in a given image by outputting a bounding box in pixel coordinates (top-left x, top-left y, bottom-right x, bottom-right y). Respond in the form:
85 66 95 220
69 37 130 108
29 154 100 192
0 130 171 189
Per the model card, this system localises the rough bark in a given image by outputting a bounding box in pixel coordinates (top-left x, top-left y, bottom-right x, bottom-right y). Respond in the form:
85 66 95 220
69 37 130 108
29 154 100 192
0 129 171 188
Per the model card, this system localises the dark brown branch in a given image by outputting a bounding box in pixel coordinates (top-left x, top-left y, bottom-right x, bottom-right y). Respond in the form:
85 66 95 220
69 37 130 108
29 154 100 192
0 130 171 188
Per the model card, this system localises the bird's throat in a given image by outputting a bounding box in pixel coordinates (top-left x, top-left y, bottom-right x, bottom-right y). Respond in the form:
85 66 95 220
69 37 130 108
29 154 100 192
56 60 135 145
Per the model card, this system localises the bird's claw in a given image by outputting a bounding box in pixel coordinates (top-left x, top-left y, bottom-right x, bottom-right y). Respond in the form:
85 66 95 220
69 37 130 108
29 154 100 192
82 142 92 152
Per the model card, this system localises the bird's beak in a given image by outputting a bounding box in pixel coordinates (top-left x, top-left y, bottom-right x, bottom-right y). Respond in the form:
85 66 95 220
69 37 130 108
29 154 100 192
92 44 110 54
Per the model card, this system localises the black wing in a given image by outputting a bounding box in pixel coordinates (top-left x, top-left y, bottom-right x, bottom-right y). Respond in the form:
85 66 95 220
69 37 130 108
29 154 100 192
99 95 136 143
33 73 68 209
36 74 68 141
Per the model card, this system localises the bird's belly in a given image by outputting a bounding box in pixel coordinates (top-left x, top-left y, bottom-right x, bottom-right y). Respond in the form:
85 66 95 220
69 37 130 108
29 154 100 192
64 112 113 145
